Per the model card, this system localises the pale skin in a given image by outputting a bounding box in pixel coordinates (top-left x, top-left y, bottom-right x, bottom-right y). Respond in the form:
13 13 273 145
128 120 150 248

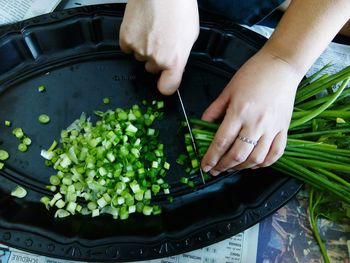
119 0 350 176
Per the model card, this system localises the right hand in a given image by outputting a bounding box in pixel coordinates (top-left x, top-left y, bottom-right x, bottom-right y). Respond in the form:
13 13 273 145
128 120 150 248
119 0 200 95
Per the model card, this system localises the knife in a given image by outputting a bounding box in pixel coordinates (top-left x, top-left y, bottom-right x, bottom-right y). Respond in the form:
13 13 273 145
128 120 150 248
176 89 206 184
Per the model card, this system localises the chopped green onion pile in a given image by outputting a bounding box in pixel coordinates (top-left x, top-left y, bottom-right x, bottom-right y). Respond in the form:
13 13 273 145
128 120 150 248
184 64 350 262
40 102 170 220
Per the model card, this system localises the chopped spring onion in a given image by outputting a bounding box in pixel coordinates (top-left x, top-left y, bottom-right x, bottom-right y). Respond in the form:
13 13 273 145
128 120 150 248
18 143 28 152
11 186 27 198
23 137 32 146
55 209 70 218
40 196 50 209
38 114 50 124
0 162 4 170
12 128 24 139
5 120 11 127
11 128 32 152
0 149 9 161
103 97 110 104
40 102 170 220
38 85 46 92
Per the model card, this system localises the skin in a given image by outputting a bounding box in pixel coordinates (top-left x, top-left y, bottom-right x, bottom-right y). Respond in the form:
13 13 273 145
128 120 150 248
119 0 199 95
119 0 350 176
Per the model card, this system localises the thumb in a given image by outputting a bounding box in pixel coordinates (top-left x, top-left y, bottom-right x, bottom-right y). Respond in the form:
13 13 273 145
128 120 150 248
201 93 230 122
157 66 184 96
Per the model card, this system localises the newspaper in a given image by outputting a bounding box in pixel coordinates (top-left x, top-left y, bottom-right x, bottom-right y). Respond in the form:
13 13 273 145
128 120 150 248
0 1 350 262
0 0 60 25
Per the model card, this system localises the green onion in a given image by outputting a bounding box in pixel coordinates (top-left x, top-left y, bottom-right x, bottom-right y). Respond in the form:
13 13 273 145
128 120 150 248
12 128 24 139
180 65 350 263
38 114 50 124
11 186 27 198
103 97 110 104
18 143 28 152
0 150 9 161
5 120 11 127
38 85 46 92
23 137 32 146
40 102 170 220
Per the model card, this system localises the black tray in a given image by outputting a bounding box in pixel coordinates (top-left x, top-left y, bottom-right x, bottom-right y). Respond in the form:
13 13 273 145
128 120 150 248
0 4 302 262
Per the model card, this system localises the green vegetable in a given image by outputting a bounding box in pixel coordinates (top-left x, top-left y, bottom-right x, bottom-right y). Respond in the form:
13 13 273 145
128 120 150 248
23 137 32 146
38 85 46 92
11 128 32 152
18 143 28 152
0 162 4 170
40 102 170 220
38 114 50 124
12 128 24 139
308 188 350 263
5 120 11 127
103 97 110 104
0 149 9 161
11 186 27 198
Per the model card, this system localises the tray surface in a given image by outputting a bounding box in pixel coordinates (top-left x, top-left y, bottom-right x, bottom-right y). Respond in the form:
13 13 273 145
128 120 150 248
0 4 302 262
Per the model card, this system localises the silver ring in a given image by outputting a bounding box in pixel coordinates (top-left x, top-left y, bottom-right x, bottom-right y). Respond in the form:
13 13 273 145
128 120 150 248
238 135 258 146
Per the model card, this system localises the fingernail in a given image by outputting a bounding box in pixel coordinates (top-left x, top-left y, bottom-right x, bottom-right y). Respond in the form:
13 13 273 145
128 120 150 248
210 169 220 176
251 166 259 170
203 166 212 173
227 169 236 173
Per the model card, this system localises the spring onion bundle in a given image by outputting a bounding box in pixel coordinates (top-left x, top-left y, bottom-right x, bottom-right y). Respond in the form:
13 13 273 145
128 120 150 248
182 64 350 262
184 65 350 202
40 102 170 220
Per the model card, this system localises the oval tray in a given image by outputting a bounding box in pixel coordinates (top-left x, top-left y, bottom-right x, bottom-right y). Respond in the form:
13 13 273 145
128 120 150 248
0 4 302 262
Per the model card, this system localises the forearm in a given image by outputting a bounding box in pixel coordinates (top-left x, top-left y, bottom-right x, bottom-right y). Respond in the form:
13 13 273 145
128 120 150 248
263 0 350 75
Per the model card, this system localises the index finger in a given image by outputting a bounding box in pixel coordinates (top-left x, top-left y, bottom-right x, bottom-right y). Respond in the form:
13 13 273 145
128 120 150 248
201 112 241 173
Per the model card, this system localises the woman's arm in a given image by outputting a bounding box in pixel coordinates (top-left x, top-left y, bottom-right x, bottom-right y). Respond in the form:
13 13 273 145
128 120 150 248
201 0 350 175
265 0 350 74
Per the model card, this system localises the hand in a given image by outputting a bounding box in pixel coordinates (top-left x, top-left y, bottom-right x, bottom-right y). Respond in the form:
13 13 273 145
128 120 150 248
119 0 199 95
200 49 304 175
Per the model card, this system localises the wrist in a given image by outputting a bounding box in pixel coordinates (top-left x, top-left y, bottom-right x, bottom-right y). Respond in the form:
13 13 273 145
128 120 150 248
259 43 307 80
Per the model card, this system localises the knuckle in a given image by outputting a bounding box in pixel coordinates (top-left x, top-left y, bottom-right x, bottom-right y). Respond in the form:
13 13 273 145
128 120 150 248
255 113 270 127
230 152 246 163
271 148 284 159
202 158 217 168
213 137 230 149
249 155 264 165
230 101 251 117
120 30 132 44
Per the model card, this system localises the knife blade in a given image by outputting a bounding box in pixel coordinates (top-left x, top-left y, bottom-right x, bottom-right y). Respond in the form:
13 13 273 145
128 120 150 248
176 89 206 184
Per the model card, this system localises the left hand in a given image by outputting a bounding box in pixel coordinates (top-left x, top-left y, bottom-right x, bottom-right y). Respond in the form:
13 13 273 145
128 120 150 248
119 0 199 95
200 48 304 175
